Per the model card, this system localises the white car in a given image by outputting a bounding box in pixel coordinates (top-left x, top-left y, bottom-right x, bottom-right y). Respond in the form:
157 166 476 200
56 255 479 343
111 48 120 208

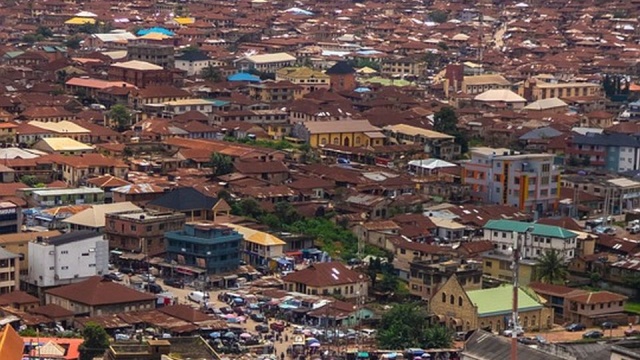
360 329 376 338
502 327 524 337
111 272 124 281
140 274 156 283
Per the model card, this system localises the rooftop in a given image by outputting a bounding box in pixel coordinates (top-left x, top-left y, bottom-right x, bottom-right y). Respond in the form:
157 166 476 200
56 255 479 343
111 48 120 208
111 60 164 71
467 285 543 317
484 219 577 239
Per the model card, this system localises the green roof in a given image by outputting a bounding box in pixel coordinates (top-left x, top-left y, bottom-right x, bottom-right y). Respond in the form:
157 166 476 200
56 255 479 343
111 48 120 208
467 285 543 317
484 219 577 239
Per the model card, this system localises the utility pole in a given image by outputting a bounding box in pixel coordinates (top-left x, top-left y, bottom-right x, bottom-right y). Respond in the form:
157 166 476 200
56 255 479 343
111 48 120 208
511 231 520 360
478 13 484 63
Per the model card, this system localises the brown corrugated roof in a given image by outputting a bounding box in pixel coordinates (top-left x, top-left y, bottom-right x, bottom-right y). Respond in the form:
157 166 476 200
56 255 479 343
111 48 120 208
0 291 39 305
46 276 156 306
29 304 74 318
282 262 363 287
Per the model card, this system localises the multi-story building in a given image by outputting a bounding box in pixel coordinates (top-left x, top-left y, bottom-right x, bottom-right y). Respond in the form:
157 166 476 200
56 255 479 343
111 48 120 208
26 231 109 293
567 132 640 172
293 120 385 148
380 56 426 78
249 81 303 104
235 53 297 73
0 230 61 277
0 201 21 235
105 211 186 256
383 124 461 161
561 175 640 214
22 187 104 208
482 251 539 286
462 147 561 213
460 74 512 95
165 222 242 275
282 261 367 299
226 224 286 267
127 39 175 69
108 60 173 87
520 78 601 101
175 51 213 76
275 67 330 94
409 260 482 301
482 219 578 261
0 248 20 295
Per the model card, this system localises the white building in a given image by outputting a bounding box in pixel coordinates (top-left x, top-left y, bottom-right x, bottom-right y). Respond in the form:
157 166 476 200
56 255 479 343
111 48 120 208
175 51 213 76
482 219 578 261
27 231 109 289
235 52 297 73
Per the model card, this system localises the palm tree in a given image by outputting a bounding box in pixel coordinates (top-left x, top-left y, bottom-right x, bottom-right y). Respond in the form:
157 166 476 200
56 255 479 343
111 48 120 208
536 249 568 284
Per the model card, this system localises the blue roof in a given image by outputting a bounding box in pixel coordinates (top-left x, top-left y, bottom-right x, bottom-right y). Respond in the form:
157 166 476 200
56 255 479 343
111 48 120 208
210 99 231 107
227 73 261 82
137 27 175 36
354 87 371 93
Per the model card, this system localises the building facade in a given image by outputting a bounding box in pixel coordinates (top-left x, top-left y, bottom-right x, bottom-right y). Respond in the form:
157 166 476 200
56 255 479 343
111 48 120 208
483 219 578 261
462 147 561 213
27 231 109 290
105 211 186 256
165 222 242 275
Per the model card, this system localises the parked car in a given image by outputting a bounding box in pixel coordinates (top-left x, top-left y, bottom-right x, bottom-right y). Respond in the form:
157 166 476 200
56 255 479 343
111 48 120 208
518 337 538 345
601 321 619 329
144 283 163 294
188 291 209 303
502 327 524 337
583 330 604 339
140 273 156 283
360 329 376 338
255 324 269 333
119 267 134 275
103 273 119 281
625 329 640 337
270 322 285 332
219 306 233 314
250 313 265 323
566 323 586 332
164 278 184 288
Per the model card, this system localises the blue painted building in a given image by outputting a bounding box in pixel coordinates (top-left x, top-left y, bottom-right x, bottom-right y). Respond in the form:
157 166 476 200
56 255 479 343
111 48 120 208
165 222 242 275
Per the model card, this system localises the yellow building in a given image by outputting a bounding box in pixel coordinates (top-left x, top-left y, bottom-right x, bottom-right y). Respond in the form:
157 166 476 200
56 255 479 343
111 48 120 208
520 78 601 101
275 67 330 95
482 252 538 286
298 120 386 148
225 223 286 267
431 275 553 332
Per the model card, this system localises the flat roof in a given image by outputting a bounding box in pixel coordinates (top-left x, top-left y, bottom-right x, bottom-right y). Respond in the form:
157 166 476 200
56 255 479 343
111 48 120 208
32 187 104 196
164 99 213 106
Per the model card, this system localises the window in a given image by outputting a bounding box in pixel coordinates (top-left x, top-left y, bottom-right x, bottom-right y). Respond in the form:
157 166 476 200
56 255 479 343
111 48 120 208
146 225 153 232
442 292 446 303
450 295 454 305
61 250 69 255
541 164 550 172
61 266 68 270
458 296 463 306
485 261 492 268
131 225 137 231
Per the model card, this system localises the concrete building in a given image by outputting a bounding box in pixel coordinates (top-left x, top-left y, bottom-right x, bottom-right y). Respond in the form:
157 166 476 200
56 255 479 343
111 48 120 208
225 223 286 267
482 251 539 286
409 260 482 301
275 67 330 94
26 231 109 291
175 51 212 76
24 187 104 208
165 222 243 276
108 60 173 87
383 124 460 161
235 52 297 73
282 262 367 300
462 147 561 213
561 176 640 214
0 248 20 295
127 40 174 69
105 210 186 256
431 275 553 332
0 202 21 235
483 219 578 261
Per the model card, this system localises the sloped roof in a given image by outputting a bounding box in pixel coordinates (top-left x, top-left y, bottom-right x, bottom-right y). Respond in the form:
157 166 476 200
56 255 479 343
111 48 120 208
474 89 526 103
46 276 155 305
147 187 218 211
62 202 141 228
0 291 39 305
326 61 355 75
484 219 577 239
523 97 568 110
224 223 285 246
282 262 362 287
463 330 564 360
467 285 543 317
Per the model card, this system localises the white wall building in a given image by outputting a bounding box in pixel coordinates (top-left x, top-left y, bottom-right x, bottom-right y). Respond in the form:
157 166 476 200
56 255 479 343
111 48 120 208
482 219 578 261
27 231 109 289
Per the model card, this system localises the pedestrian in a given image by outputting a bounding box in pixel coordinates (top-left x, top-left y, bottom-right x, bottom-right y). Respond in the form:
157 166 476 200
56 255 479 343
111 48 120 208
285 334 289 342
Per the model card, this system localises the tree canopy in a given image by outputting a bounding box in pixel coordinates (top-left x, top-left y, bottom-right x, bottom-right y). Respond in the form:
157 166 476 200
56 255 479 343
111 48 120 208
377 303 452 349
433 107 469 154
109 104 131 131
201 64 222 82
209 152 234 176
79 323 110 360
536 249 568 284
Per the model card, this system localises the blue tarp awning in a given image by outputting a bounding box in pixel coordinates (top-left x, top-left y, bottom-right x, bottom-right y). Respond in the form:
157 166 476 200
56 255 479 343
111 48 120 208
227 73 261 82
137 27 174 36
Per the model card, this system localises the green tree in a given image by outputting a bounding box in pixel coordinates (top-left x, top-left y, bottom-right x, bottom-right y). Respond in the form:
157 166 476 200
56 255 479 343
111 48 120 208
201 64 222 82
36 26 53 38
79 322 109 360
377 303 429 349
536 249 568 284
232 198 264 219
20 175 38 187
424 325 453 348
428 10 448 23
65 36 82 49
274 202 300 226
433 107 469 154
209 152 234 176
109 104 131 131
